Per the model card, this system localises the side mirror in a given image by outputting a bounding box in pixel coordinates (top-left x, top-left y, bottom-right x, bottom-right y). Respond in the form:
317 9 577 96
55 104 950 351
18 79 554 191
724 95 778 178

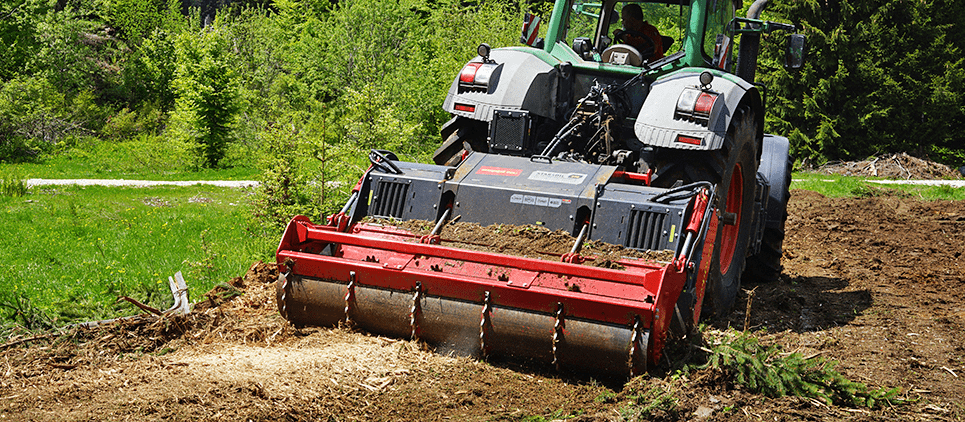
784 33 807 70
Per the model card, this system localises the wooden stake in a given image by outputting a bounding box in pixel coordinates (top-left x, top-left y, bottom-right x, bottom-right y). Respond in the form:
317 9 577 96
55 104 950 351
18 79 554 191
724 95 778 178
743 286 758 332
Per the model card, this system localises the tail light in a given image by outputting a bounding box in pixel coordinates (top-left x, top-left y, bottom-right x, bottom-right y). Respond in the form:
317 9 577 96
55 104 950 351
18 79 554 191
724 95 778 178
674 87 719 126
458 62 500 93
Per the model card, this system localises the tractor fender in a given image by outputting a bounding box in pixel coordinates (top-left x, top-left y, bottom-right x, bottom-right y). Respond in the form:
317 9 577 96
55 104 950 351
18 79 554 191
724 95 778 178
442 48 561 122
633 70 762 151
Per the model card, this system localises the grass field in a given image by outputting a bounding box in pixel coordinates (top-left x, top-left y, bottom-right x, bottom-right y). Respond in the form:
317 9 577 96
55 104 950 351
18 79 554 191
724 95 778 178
790 172 965 200
0 183 274 334
3 156 261 181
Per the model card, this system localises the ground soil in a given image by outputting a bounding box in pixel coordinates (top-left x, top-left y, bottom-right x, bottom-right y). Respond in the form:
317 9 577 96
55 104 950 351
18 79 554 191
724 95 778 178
2 190 964 421
387 219 677 267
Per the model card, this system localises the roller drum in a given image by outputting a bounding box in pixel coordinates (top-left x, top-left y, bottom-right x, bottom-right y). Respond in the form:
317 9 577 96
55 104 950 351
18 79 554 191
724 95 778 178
277 274 649 376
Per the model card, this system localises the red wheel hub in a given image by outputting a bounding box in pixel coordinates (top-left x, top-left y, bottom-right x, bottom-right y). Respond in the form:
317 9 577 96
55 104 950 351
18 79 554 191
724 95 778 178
719 163 743 274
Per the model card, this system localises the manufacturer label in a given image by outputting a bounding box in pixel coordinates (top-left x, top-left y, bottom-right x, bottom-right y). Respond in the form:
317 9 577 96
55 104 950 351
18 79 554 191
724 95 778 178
477 166 522 177
528 170 588 185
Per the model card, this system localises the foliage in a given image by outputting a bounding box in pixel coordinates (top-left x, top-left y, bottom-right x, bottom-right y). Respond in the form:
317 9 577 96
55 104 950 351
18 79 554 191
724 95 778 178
118 31 181 112
249 123 327 232
700 329 904 408
759 0 965 168
168 24 242 168
109 0 184 42
0 0 47 80
0 76 98 161
340 84 421 152
618 384 679 420
0 173 27 197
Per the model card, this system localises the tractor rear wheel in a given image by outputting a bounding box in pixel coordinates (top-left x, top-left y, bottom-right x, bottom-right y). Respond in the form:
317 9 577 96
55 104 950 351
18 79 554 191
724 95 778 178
743 142 791 284
652 106 759 319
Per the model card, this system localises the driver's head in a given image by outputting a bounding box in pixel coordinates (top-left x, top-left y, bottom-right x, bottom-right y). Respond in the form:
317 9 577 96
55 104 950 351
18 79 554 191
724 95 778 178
621 3 644 29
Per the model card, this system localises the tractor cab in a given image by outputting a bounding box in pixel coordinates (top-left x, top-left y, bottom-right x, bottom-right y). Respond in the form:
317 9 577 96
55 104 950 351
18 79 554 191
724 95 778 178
547 0 737 74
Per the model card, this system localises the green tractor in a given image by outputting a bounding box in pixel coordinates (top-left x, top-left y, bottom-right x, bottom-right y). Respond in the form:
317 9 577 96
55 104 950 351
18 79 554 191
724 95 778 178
433 0 805 318
275 0 806 376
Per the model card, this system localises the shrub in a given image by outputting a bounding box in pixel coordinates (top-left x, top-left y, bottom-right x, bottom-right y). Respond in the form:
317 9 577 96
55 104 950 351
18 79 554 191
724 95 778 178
701 329 904 408
0 173 27 197
167 24 242 168
64 133 194 174
339 84 420 153
250 124 327 233
0 76 74 161
109 0 183 42
119 30 180 111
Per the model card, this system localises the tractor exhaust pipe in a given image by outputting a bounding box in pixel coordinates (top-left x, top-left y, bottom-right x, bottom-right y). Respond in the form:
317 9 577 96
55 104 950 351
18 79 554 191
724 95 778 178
736 0 769 83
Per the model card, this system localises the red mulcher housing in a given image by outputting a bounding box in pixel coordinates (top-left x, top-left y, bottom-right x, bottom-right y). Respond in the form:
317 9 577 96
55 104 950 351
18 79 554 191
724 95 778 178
277 152 719 377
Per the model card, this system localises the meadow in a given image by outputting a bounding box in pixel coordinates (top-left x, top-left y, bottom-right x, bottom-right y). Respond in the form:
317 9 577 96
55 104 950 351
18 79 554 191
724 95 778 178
0 180 275 335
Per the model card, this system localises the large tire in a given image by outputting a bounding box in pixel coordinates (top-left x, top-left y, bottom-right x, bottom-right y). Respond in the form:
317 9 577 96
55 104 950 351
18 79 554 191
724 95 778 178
432 119 487 166
652 107 759 318
743 137 791 284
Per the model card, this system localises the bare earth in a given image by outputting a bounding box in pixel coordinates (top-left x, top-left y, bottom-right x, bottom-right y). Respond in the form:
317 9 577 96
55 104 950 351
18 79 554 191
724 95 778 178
1 189 963 421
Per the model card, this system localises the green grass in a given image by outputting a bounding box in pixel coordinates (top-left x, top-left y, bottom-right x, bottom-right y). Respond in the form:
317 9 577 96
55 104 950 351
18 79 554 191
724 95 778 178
2 136 261 181
0 184 275 334
791 172 965 200
5 155 260 181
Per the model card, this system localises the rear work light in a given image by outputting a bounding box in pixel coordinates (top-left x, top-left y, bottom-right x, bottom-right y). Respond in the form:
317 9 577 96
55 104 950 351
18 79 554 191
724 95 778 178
674 87 719 126
458 61 501 93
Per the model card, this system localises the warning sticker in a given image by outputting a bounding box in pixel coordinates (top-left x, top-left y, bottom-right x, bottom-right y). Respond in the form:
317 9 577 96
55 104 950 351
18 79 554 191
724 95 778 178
510 194 563 208
477 166 522 177
528 170 588 185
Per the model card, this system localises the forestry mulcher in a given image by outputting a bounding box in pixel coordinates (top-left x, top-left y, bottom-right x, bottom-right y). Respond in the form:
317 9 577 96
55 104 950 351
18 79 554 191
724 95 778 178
276 0 806 376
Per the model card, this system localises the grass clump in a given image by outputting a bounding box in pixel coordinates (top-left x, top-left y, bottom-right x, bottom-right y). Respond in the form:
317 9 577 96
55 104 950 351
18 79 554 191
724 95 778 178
1 173 27 197
618 384 679 420
0 293 56 335
699 329 904 408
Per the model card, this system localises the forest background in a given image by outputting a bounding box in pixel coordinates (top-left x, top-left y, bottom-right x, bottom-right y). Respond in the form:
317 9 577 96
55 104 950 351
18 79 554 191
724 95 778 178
2 0 964 225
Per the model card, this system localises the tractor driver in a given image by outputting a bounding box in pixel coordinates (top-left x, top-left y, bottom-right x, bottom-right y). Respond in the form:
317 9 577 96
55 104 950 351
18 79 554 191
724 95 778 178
615 3 664 61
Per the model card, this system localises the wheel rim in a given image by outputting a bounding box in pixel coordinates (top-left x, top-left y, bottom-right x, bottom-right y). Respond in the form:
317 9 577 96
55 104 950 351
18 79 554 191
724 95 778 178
719 163 743 275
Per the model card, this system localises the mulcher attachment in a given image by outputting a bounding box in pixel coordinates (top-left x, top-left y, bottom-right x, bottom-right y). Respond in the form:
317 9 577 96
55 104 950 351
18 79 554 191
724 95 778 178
276 152 716 378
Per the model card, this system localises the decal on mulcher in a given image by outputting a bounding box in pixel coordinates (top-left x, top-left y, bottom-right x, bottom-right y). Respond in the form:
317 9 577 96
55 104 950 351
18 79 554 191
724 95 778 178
510 194 564 208
477 166 522 176
528 170 588 185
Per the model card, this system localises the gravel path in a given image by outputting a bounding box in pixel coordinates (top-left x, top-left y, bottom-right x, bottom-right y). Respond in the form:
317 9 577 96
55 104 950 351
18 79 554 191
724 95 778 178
26 179 260 188
865 179 965 187
793 178 965 188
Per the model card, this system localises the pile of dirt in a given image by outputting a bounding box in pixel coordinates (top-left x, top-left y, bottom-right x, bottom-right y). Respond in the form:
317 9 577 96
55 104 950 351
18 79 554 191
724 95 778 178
813 152 963 179
3 192 965 421
386 219 676 266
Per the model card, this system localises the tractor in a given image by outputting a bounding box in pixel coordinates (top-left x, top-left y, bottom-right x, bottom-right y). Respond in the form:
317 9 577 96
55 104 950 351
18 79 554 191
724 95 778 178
275 0 805 377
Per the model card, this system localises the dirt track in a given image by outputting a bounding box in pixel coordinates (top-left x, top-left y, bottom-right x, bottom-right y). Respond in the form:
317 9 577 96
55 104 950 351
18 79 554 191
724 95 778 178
1 189 963 421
